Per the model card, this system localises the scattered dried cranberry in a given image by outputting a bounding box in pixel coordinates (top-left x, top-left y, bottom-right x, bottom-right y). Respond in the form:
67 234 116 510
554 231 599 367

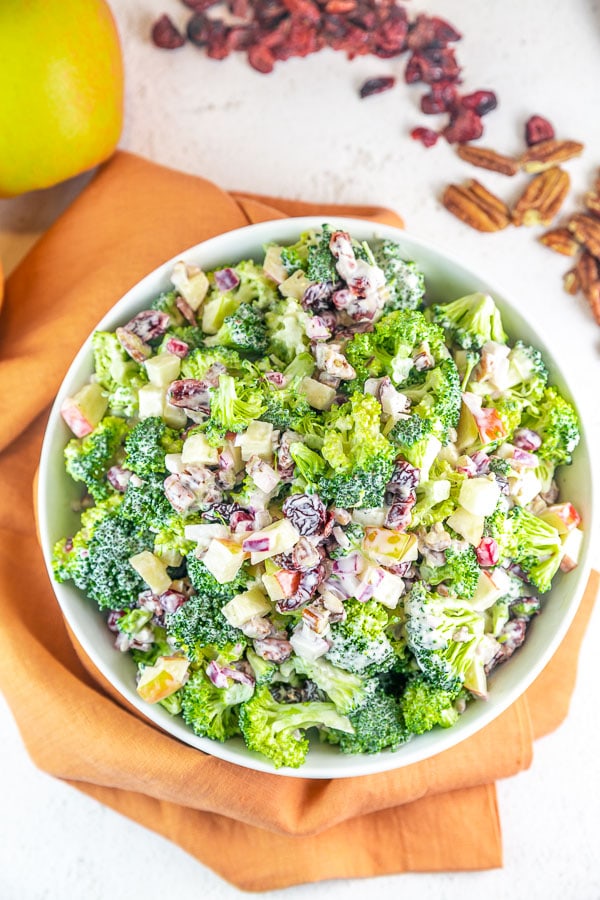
151 14 186 49
420 79 458 114
410 126 439 148
460 90 497 117
359 76 396 98
525 114 555 146
443 107 483 144
282 493 327 536
407 14 461 51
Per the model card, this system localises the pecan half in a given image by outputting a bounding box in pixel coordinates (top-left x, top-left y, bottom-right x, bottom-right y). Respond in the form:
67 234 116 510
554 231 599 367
520 138 584 173
512 166 570 227
539 227 579 257
442 180 511 232
584 191 600 218
563 268 580 296
456 144 519 176
568 213 600 258
574 251 600 324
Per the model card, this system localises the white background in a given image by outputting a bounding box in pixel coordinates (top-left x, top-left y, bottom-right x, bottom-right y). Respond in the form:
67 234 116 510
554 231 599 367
1 0 599 898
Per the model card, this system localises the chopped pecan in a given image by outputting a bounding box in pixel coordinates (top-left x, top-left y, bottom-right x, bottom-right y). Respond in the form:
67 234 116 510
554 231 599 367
442 180 511 232
568 213 600 258
512 166 570 227
584 191 600 218
563 268 580 296
539 227 579 257
574 251 600 324
520 138 584 173
456 144 519 176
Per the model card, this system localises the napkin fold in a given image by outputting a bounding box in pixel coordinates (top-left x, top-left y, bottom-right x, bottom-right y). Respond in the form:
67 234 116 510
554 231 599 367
0 151 596 892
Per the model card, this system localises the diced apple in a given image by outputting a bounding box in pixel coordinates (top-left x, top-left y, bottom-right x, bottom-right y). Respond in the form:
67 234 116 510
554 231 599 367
138 383 166 419
222 587 272 628
351 507 387 527
458 393 508 451
463 657 488 699
262 245 288 284
201 539 247 583
170 261 209 311
129 550 172 594
560 527 584 572
136 655 190 704
362 528 418 565
163 400 188 429
419 479 451 505
540 503 581 535
145 352 181 387
181 432 220 467
60 382 108 437
184 522 229 548
237 420 274 461
369 568 405 609
507 470 542 507
299 376 336 411
165 452 185 474
223 439 245 473
471 570 504 611
279 270 312 300
446 507 485 546
154 546 182 568
244 518 301 563
201 294 237 334
458 476 501 517
262 569 301 602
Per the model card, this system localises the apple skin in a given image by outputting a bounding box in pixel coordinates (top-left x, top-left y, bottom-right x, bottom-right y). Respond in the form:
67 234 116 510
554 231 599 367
0 0 124 197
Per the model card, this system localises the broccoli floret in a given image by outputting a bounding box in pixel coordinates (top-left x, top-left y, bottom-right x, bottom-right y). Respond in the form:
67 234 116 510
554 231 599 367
373 240 425 311
116 607 153 635
208 373 266 433
509 505 563 593
400 674 461 735
246 647 277 685
260 353 318 431
401 357 462 443
488 456 511 477
292 655 368 714
180 346 247 381
229 259 280 308
124 417 182 477
84 513 154 611
305 225 338 283
317 457 395 509
92 331 148 416
289 442 327 485
51 494 123 588
64 416 129 502
204 302 269 354
428 292 507 351
504 341 549 406
158 324 205 353
321 393 394 472
409 469 462 530
420 545 481 601
152 514 202 559
521 386 580 467
491 397 523 443
405 582 488 694
265 297 311 364
181 669 252 742
120 472 175 531
329 522 365 559
186 553 250 602
326 599 395 677
165 593 245 654
336 686 408 754
238 684 353 769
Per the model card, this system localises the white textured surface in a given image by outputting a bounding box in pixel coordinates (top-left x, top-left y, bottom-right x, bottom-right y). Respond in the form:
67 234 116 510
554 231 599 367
1 0 600 897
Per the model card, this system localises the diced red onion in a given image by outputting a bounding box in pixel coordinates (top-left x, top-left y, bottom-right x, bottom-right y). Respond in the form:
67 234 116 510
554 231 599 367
214 267 240 292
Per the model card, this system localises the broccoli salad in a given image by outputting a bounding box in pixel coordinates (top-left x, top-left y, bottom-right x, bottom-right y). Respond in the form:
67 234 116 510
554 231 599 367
52 225 584 769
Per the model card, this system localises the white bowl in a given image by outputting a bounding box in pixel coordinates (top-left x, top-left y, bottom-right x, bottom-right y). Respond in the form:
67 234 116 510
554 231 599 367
38 217 594 778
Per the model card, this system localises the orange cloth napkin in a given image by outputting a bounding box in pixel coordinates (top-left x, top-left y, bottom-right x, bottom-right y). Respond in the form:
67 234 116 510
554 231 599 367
0 152 597 891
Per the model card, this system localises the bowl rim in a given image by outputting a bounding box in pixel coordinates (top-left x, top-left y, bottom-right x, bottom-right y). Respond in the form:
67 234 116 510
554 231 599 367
37 215 595 778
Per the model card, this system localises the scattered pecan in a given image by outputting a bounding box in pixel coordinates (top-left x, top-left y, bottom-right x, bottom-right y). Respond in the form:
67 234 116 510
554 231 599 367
539 227 579 257
573 251 600 324
456 144 519 176
568 213 600 258
584 191 600 218
520 139 584 173
442 180 511 232
512 166 570 227
563 268 580 296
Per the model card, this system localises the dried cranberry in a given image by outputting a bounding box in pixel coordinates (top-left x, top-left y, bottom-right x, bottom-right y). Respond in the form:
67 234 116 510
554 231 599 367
410 126 438 148
513 428 542 452
406 47 461 85
123 310 170 343
443 107 483 144
167 379 210 412
387 460 420 498
277 563 325 611
359 76 396 98
182 0 220 9
248 43 276 73
385 500 415 531
407 14 461 51
151 15 186 50
525 114 555 146
203 501 242 523
165 337 190 358
476 537 499 567
187 13 210 47
420 79 458 114
282 493 327 536
460 90 497 116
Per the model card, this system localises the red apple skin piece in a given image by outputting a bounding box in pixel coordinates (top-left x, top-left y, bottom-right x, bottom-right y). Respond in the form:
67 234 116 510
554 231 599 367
545 503 581 531
60 398 96 437
274 570 301 597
